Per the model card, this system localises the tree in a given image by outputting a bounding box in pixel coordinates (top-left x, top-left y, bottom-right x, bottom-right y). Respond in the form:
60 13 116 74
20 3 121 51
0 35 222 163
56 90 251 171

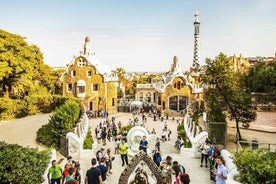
202 53 256 141
112 67 127 98
245 61 276 93
0 30 44 98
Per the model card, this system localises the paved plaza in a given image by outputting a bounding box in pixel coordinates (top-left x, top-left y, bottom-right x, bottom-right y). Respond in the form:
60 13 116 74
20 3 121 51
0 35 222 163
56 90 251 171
1 111 276 183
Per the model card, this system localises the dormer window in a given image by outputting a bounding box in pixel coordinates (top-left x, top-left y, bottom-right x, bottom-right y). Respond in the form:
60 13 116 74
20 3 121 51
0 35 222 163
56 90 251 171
72 70 76 77
87 70 92 77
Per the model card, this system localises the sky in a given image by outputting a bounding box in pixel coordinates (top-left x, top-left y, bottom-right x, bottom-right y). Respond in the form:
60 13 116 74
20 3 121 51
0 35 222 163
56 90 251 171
1 0 275 72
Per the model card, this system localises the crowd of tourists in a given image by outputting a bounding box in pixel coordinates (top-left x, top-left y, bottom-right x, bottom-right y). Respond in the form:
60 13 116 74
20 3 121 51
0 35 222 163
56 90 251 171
199 138 227 184
47 111 227 184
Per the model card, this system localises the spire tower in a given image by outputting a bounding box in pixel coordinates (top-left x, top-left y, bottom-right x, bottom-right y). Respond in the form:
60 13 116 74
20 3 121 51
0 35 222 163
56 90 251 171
192 11 200 69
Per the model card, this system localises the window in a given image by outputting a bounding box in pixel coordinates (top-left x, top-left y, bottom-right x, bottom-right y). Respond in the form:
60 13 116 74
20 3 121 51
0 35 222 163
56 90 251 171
169 96 178 111
77 85 85 93
177 81 181 90
93 84 99 91
169 95 188 111
157 96 161 105
67 83 72 92
89 101 93 111
87 70 92 77
112 98 115 106
71 70 76 77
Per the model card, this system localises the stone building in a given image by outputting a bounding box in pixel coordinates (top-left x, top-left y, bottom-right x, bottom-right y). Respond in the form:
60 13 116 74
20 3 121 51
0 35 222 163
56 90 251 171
136 12 204 116
136 56 203 116
229 54 251 73
60 36 118 114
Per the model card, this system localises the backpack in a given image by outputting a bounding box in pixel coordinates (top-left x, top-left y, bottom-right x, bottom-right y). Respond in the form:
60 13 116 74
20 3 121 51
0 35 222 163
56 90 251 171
96 150 102 161
213 146 220 158
156 155 162 163
179 164 185 173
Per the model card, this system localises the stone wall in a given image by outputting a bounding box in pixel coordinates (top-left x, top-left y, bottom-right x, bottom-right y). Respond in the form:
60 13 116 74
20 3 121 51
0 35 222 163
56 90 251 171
66 109 89 158
181 114 208 157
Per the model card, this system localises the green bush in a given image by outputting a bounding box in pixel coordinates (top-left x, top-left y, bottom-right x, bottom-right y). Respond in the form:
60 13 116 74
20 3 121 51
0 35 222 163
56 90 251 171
178 129 186 140
177 123 184 131
0 95 71 121
0 141 51 184
118 124 134 135
184 141 192 148
0 98 22 120
234 148 276 184
36 99 81 148
83 129 94 149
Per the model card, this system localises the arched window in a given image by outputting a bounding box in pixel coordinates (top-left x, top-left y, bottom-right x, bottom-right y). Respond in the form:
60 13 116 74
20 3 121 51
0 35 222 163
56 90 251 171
71 70 76 77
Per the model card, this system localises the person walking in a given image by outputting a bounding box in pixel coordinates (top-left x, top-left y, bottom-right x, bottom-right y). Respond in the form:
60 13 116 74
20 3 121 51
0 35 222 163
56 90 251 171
139 136 148 153
160 156 173 184
105 148 114 174
119 139 129 166
85 158 102 184
200 140 210 167
48 160 63 184
97 158 109 184
152 147 162 167
213 156 227 184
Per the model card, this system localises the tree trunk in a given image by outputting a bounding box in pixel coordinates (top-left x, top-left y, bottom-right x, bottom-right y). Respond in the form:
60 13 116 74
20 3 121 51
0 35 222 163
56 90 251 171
236 118 242 141
2 85 10 98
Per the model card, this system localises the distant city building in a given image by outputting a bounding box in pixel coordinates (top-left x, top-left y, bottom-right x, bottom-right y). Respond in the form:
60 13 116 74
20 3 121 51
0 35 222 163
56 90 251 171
60 36 118 113
247 53 276 66
229 54 251 73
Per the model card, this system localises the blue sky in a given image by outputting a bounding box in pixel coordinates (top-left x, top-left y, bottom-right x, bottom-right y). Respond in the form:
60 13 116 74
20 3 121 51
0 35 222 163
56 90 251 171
1 0 275 72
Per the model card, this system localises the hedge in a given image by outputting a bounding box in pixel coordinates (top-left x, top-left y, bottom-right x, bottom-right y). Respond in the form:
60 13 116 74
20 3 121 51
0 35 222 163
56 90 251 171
0 95 69 121
0 141 51 184
36 99 81 148
83 129 94 149
234 148 276 184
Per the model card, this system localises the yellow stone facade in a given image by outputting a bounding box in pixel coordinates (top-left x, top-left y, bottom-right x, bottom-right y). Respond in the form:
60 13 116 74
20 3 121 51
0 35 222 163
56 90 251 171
136 56 203 116
61 38 117 114
229 54 251 73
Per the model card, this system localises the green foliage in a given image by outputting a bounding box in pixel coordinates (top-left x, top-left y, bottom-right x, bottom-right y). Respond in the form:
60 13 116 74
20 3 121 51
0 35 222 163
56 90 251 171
118 89 124 99
234 148 276 184
202 53 256 140
83 129 94 149
184 141 192 148
0 95 71 121
0 98 23 120
177 122 184 131
0 29 62 98
36 99 81 148
177 123 186 140
0 141 51 184
245 61 276 93
191 108 204 123
118 124 134 135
